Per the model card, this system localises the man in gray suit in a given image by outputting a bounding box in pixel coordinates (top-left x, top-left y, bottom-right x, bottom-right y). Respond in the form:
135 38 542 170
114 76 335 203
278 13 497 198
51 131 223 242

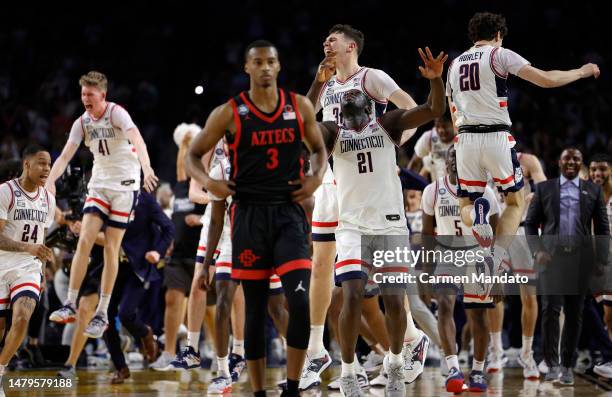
524 147 609 386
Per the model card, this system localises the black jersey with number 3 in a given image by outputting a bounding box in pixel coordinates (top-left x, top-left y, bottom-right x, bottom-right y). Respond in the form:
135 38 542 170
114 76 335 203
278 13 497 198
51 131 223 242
227 89 305 202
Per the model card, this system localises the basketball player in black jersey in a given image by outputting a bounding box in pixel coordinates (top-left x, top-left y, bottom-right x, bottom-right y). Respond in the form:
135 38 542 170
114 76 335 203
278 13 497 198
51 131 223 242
186 40 326 397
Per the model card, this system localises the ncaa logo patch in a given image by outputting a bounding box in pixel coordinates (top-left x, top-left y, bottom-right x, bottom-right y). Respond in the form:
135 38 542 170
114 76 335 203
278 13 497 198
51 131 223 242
439 188 446 195
237 104 249 116
327 80 335 87
215 148 224 156
14 190 21 198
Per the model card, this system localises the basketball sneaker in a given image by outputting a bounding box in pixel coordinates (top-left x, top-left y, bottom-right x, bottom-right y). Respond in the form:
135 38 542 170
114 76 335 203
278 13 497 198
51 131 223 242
169 346 201 370
299 349 332 390
229 353 246 382
208 376 232 394
468 370 487 392
472 197 494 251
49 303 77 324
83 313 108 338
518 351 539 380
403 330 430 383
339 375 365 397
445 367 465 393
486 349 507 373
383 355 406 397
363 350 384 373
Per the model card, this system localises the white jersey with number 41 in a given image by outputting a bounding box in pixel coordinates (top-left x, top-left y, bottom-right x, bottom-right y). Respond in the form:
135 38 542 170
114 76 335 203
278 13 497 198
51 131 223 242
68 102 141 191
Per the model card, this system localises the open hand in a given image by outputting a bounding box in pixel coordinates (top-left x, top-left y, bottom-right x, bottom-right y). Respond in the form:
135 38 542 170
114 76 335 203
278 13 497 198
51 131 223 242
205 179 236 200
418 47 448 80
143 166 159 193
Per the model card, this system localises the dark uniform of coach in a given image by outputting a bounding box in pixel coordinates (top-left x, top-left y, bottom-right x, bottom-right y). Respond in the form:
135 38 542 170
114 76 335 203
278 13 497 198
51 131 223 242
525 148 609 383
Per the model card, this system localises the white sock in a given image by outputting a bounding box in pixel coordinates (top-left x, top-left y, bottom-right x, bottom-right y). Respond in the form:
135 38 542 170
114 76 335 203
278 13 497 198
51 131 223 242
446 355 459 370
473 359 485 372
66 289 79 306
307 325 325 356
341 360 356 377
96 294 111 317
388 351 403 366
217 355 230 378
404 311 420 343
521 335 533 357
232 339 245 358
187 332 200 351
490 331 502 353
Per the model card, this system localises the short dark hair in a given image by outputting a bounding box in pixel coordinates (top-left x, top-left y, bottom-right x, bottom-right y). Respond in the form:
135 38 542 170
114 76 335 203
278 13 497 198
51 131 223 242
468 12 508 43
22 144 47 159
329 24 365 55
589 153 611 165
244 40 277 60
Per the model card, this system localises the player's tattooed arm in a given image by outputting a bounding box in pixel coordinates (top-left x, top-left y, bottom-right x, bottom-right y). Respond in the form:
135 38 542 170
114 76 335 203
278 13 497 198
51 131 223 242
0 219 29 252
14 296 37 317
379 48 447 144
186 103 235 199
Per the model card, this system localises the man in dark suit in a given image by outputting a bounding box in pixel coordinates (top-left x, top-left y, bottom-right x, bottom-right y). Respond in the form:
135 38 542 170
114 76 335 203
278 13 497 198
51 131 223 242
525 147 609 386
104 190 175 383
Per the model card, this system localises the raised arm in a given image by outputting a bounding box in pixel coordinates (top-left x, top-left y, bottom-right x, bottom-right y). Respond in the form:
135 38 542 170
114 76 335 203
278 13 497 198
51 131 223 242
185 103 234 199
517 63 600 88
380 48 447 144
46 141 79 196
305 51 337 110
388 89 419 145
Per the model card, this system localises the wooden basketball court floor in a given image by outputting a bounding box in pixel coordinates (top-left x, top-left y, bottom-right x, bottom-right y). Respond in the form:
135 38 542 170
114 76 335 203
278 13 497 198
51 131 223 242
2 366 611 396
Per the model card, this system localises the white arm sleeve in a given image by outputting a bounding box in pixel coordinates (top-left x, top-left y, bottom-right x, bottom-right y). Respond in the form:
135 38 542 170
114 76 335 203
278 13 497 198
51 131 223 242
493 48 530 76
414 130 433 158
46 192 56 228
421 183 436 216
67 119 84 145
483 186 501 215
110 105 137 131
363 69 400 102
0 184 11 220
207 165 225 201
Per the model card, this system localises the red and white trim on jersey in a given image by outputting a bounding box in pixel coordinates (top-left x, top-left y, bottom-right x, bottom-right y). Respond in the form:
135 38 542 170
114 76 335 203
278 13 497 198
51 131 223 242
196 246 221 263
228 99 242 179
268 274 283 293
443 176 458 198
489 48 509 79
335 67 365 85
335 259 371 282
12 179 41 201
362 69 389 104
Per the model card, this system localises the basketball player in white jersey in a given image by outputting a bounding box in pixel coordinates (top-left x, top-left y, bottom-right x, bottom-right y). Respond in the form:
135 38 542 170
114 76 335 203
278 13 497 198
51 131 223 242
422 146 499 392
47 71 158 338
316 47 447 397
486 152 546 377
0 145 55 391
589 154 612 379
301 24 419 390
408 113 455 181
447 12 600 265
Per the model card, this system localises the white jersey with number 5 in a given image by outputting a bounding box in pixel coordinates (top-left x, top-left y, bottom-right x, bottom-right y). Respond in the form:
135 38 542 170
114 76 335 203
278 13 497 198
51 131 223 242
332 119 405 230
446 45 530 127
422 175 499 237
68 102 141 191
0 180 56 271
